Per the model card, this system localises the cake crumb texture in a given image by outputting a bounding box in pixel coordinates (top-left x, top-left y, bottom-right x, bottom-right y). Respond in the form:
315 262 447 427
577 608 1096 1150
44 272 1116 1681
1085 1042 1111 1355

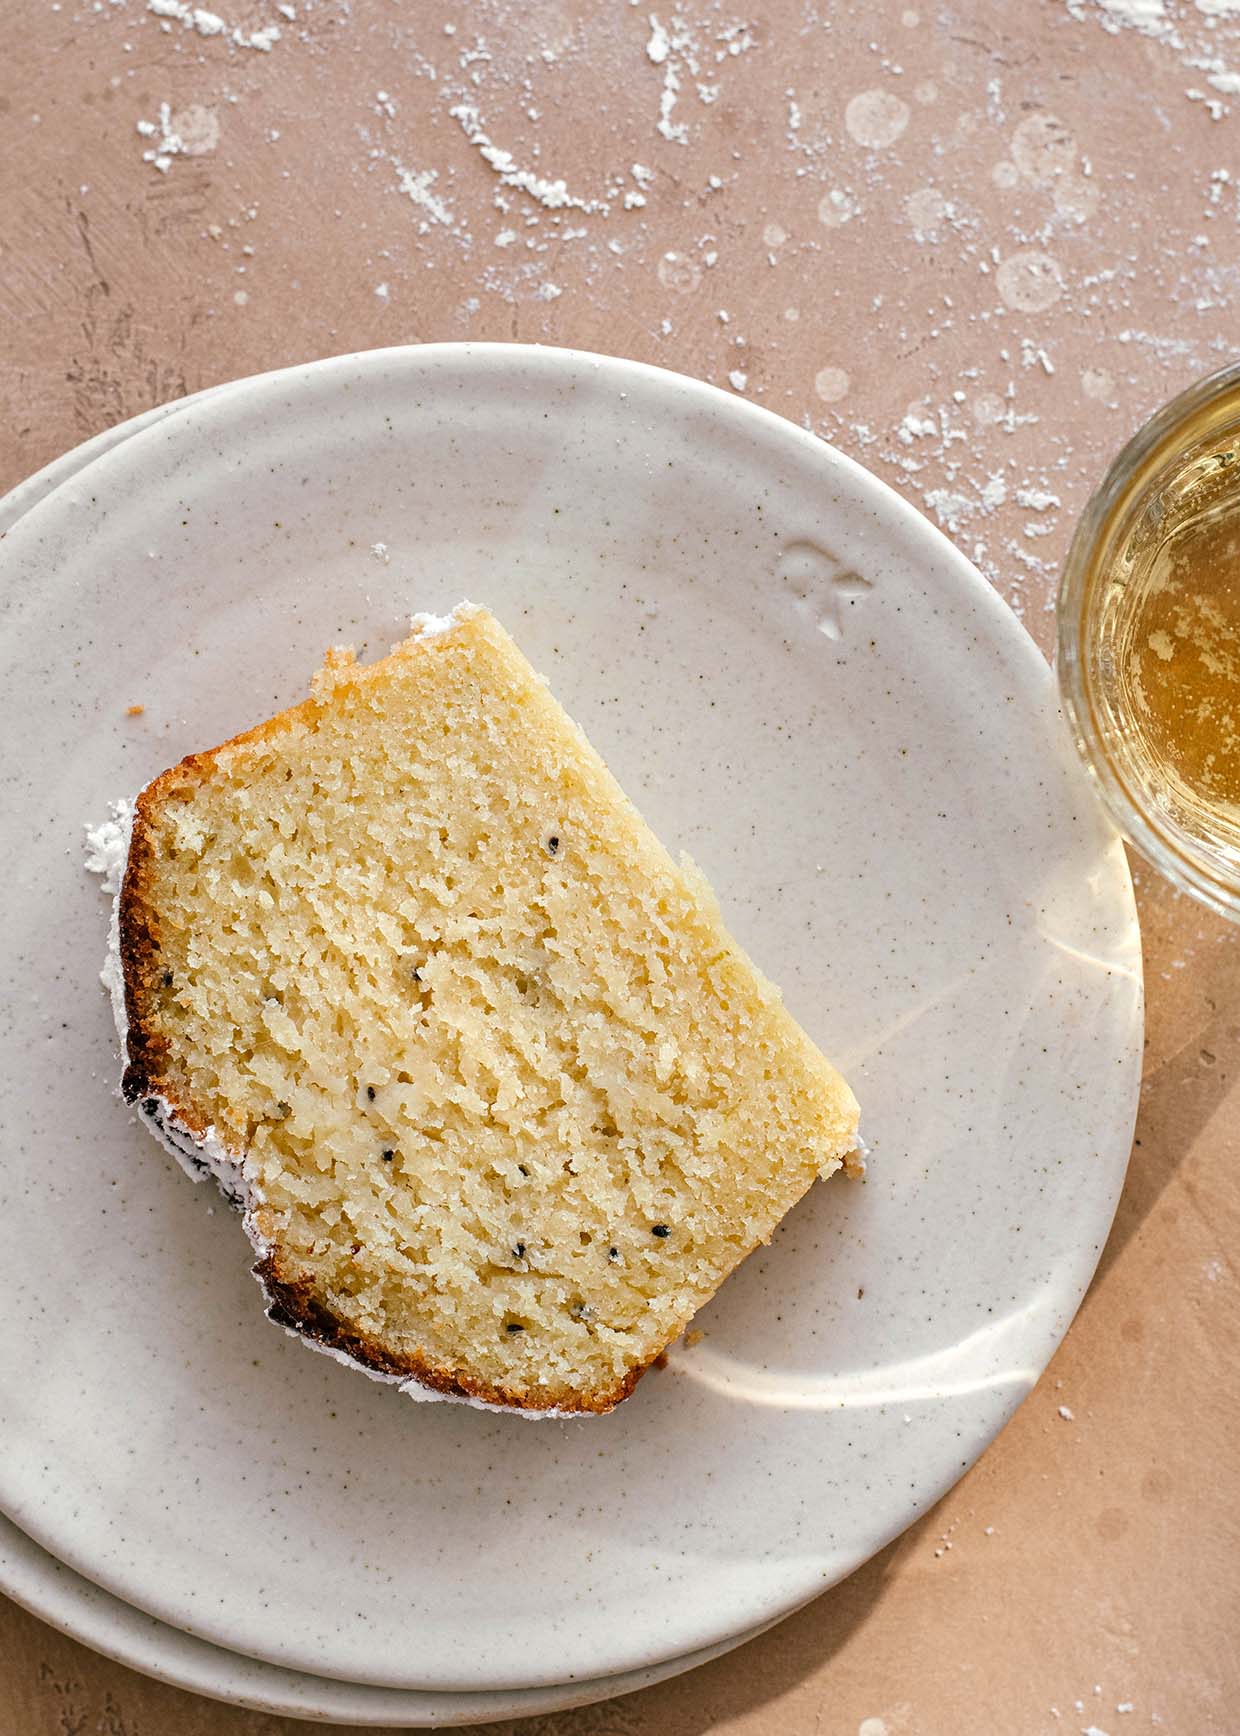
119 604 859 1413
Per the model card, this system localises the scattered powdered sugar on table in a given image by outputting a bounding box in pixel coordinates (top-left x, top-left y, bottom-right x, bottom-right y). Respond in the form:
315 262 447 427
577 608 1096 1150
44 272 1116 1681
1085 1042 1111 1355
1064 0 1240 111
135 100 216 171
98 0 1239 644
393 159 455 227
645 13 756 144
147 0 281 51
134 105 179 173
449 99 608 213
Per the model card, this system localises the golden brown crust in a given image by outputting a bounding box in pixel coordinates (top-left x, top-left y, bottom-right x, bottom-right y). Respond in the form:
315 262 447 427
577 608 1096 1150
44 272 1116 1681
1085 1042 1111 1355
254 1252 651 1415
118 781 177 1109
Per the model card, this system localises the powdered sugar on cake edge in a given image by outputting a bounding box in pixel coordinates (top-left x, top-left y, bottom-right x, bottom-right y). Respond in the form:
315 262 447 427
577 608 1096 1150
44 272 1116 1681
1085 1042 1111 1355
86 798 135 1049
85 790 580 1421
405 598 480 642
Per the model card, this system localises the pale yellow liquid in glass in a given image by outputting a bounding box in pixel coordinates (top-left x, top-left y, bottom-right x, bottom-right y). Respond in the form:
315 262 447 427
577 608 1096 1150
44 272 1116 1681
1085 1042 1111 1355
1088 415 1240 885
1118 500 1240 839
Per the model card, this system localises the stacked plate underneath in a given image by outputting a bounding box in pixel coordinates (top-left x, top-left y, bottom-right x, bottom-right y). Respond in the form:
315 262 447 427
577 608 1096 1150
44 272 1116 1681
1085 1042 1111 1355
0 347 1141 1725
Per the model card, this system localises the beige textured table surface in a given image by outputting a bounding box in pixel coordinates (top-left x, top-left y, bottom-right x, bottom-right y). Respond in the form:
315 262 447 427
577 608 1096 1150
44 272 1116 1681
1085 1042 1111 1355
2 1 1239 1731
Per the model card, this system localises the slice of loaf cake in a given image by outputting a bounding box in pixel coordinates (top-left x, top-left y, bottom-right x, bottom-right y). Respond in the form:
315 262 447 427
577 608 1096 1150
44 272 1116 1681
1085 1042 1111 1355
111 603 860 1415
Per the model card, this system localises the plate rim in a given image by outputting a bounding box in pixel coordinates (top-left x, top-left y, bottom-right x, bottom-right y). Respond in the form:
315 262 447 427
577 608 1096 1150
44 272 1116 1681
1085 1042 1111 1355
0 385 220 532
6 339 1083 704
0 1510 773 1728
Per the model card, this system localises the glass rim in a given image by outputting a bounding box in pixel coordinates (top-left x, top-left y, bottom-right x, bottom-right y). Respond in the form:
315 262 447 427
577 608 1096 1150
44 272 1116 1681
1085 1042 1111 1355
1056 357 1240 924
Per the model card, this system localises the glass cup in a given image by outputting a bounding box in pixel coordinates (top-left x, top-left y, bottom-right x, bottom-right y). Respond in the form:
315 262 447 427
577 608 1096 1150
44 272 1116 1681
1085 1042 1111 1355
1058 360 1240 923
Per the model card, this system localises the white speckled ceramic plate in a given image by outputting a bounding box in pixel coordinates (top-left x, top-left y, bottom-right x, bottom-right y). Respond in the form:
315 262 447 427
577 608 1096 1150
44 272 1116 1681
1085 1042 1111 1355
0 1510 773 1726
0 386 220 531
0 345 1141 1694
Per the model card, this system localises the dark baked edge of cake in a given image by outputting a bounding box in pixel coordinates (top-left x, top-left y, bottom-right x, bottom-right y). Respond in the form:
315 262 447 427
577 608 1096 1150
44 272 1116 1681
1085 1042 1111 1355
255 1250 651 1415
117 773 181 1108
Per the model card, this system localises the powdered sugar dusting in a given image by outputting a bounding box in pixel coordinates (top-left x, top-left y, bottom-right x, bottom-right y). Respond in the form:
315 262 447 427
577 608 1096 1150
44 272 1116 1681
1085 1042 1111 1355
84 799 135 896
1065 0 1240 108
393 159 454 227
450 100 608 213
90 0 1240 635
406 600 479 641
147 0 280 51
